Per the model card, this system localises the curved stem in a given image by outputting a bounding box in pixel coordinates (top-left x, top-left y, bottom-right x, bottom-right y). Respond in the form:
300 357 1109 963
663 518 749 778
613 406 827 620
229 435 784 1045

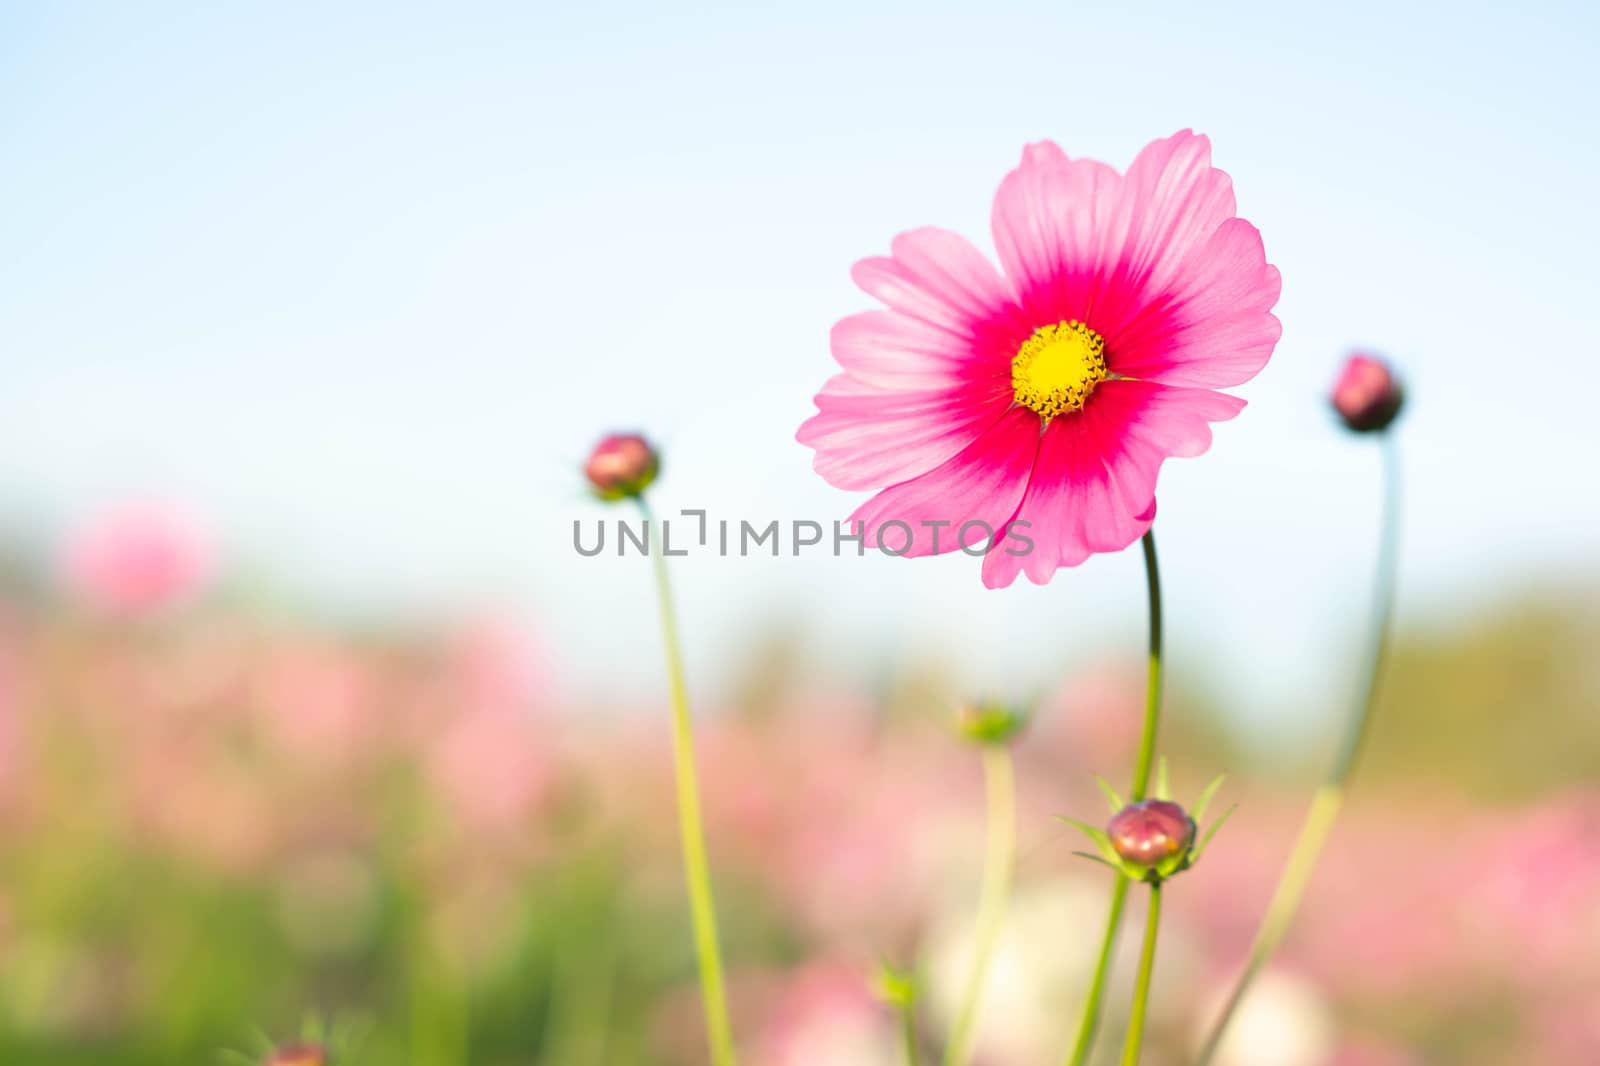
1326 434 1402 787
1119 884 1163 1066
1193 436 1402 1065
1130 531 1164 801
942 746 1017 1066
641 501 739 1066
1063 529 1163 1066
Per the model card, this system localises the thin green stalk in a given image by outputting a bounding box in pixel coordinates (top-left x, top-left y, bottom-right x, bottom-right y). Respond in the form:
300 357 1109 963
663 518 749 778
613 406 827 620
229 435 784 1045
1129 531 1164 801
1194 436 1402 1065
1119 884 1163 1066
1063 530 1162 1066
898 997 925 1066
942 746 1018 1066
642 501 739 1066
1063 878 1129 1066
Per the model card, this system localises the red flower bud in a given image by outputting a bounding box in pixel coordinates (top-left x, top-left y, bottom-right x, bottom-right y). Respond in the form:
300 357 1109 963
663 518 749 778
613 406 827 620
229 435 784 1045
1331 353 1404 433
1107 799 1195 867
584 433 660 500
265 1043 328 1066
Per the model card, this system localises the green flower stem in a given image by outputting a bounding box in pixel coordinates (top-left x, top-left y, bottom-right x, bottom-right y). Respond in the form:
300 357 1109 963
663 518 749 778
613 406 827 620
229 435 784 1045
1130 531 1165 801
642 501 739 1066
1119 883 1164 1066
942 745 1018 1066
1063 877 1130 1066
1063 529 1163 1066
898 996 924 1066
1193 435 1402 1066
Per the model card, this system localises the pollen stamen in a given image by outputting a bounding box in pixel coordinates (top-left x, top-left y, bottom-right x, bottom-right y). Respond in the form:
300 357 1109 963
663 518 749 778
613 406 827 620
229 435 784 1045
1011 320 1108 419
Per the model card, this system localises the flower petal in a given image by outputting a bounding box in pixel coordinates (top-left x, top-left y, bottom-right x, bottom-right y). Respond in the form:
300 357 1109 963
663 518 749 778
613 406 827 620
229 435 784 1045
990 131 1280 391
1113 131 1238 298
851 226 1024 347
798 372 1013 491
990 141 1123 327
1108 217 1282 388
849 405 1041 558
802 228 1025 490
828 310 999 390
982 380 1244 587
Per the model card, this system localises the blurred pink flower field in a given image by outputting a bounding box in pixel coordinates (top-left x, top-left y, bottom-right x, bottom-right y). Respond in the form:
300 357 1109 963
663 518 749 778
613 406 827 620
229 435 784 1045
1 522 1595 1065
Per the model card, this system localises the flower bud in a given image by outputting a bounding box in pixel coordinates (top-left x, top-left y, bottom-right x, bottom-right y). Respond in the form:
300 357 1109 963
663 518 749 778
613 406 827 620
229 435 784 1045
954 701 1028 745
1330 353 1404 433
584 433 660 500
872 964 918 1009
265 1043 328 1066
1107 799 1195 868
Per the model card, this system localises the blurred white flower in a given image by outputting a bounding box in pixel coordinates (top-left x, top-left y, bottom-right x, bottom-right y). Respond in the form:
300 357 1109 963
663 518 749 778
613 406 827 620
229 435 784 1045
1197 970 1335 1066
776 1011 897 1066
925 875 1111 1063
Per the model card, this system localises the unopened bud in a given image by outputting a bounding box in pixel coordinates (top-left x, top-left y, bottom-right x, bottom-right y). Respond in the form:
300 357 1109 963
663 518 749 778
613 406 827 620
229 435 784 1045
1331 353 1404 433
955 701 1028 745
584 433 660 500
872 964 918 1009
1108 799 1195 868
265 1043 328 1066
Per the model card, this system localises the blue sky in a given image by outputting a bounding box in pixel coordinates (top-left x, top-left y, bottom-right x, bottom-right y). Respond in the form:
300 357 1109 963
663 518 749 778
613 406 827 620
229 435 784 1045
2 2 1597 734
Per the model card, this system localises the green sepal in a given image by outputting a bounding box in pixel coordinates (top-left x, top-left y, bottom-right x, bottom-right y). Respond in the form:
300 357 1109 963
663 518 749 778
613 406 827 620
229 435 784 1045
1094 776 1125 813
1073 850 1153 883
1152 845 1192 881
1057 816 1123 868
1192 803 1238 862
1192 774 1227 824
1071 850 1119 870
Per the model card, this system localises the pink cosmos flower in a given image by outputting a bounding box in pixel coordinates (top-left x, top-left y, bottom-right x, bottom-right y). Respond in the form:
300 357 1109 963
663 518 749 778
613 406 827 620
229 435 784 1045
64 501 213 614
798 131 1281 586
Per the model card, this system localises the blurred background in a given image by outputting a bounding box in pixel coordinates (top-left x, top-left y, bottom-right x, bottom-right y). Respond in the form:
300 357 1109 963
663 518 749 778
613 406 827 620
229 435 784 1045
2 2 1598 1064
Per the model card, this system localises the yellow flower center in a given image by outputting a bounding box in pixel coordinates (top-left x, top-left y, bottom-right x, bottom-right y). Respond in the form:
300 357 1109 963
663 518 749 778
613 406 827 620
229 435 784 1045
1011 320 1108 419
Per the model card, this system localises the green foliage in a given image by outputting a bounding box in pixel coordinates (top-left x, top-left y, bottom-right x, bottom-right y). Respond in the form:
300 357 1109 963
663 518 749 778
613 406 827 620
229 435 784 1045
1360 595 1600 799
